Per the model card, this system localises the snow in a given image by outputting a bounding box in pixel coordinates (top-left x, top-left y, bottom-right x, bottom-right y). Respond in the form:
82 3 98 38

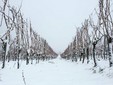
0 55 113 85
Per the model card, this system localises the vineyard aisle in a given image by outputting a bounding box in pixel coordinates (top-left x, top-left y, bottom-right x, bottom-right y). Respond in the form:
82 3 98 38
0 55 113 85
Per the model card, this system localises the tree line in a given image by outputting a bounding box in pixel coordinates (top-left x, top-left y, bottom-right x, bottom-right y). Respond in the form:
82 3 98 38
0 0 57 69
61 0 113 67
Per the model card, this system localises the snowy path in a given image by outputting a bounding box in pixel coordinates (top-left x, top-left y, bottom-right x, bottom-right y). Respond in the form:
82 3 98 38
0 56 113 85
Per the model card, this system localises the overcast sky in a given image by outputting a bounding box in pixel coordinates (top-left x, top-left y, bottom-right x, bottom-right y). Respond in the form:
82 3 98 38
9 0 98 53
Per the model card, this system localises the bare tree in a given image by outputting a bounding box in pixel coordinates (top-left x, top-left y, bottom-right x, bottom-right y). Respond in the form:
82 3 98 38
99 0 113 67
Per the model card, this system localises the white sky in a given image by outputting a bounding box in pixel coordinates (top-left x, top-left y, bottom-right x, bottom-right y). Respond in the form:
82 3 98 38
6 0 98 53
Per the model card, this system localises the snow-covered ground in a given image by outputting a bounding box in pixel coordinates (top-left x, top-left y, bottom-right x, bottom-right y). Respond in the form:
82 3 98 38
0 55 113 85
